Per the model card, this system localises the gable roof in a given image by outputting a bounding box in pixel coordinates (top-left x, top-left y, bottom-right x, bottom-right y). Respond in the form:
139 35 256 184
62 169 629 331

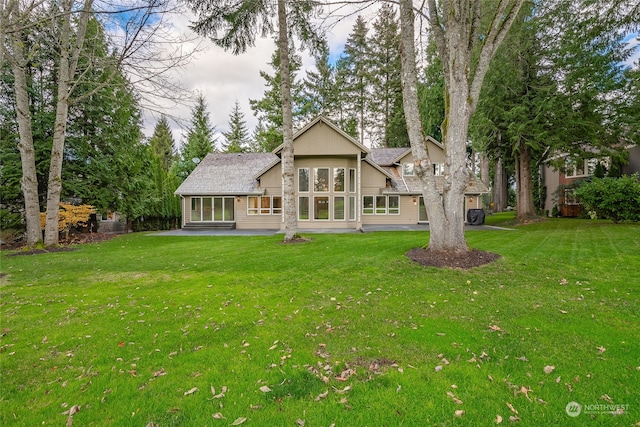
272 116 370 155
368 147 411 166
174 152 277 196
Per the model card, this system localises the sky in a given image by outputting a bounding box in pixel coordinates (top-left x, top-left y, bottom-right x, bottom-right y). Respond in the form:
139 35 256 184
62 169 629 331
141 7 640 151
141 4 380 149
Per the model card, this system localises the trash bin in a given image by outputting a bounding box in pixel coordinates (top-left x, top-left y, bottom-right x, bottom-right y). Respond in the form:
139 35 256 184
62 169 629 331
466 208 485 225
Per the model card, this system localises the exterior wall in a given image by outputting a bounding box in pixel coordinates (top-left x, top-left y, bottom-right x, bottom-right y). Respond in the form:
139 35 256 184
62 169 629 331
294 124 362 156
543 166 560 215
621 145 640 175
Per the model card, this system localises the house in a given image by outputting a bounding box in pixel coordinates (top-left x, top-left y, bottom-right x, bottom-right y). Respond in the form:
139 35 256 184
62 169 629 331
174 116 488 230
541 145 640 217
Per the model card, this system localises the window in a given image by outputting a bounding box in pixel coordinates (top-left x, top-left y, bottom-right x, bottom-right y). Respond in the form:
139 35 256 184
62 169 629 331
334 168 345 192
298 168 310 192
564 189 578 205
388 195 400 214
565 158 586 177
248 196 259 215
260 196 271 214
419 197 428 222
272 196 282 214
363 195 401 215
349 169 356 193
403 163 414 176
191 197 202 221
299 196 310 220
433 163 444 176
334 196 345 220
376 196 387 214
349 196 356 220
314 168 330 192
363 196 374 215
192 197 235 221
314 197 329 220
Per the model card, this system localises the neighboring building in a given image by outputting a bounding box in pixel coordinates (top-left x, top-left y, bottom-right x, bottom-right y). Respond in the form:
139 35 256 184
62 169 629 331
174 116 488 230
541 145 640 217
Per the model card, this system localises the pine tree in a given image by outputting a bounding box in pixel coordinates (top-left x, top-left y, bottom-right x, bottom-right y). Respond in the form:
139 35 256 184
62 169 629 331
368 4 405 147
148 116 176 172
302 39 338 120
177 93 216 177
339 16 372 146
221 100 250 153
249 48 305 152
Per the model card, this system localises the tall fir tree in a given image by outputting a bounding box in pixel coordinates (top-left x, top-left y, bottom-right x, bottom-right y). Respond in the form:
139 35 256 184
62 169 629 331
302 39 338 120
339 16 372 146
148 116 176 172
177 93 216 177
249 48 305 152
221 100 250 153
368 4 405 147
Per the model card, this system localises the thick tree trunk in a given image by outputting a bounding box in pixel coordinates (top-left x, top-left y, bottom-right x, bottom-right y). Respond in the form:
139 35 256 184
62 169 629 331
277 0 298 241
9 40 42 245
515 143 537 220
493 156 508 212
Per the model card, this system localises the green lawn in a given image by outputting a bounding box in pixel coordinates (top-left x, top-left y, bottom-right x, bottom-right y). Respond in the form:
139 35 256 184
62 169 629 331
1 219 638 426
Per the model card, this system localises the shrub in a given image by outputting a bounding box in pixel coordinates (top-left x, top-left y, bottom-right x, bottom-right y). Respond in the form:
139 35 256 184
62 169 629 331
40 203 97 238
574 174 640 223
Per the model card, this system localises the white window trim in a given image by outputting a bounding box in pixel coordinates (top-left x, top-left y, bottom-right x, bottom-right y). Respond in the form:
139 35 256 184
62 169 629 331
314 167 330 192
334 168 346 192
313 196 330 221
298 196 310 221
333 196 346 221
298 168 310 193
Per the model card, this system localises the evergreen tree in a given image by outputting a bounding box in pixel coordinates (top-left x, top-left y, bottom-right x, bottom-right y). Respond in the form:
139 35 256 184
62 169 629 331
221 100 250 153
177 93 216 177
148 116 176 172
249 48 305 152
302 39 338 120
339 16 372 146
368 4 405 147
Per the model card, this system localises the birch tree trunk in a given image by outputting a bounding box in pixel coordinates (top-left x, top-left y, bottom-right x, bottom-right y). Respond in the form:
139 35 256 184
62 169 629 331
8 36 42 245
277 0 298 241
43 0 92 245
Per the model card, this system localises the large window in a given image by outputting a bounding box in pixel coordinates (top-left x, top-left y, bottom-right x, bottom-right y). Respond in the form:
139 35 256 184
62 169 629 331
349 196 356 220
349 169 356 193
299 196 310 220
314 168 330 192
191 197 235 221
433 163 444 176
298 168 309 192
314 197 329 220
334 196 345 220
247 196 281 215
334 168 345 192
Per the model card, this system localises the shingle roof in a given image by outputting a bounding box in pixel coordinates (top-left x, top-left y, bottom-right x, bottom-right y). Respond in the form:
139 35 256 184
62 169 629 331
174 152 278 196
383 173 489 194
368 147 411 166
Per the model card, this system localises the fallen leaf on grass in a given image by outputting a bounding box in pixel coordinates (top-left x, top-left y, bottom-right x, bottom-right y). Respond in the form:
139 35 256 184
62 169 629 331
212 413 225 419
296 419 305 426
231 417 247 425
435 365 443 372
600 394 614 404
62 405 80 427
454 410 465 417
543 365 555 374
597 346 606 354
506 402 518 415
153 368 166 377
509 415 520 422
259 385 272 393
495 414 503 424
184 387 198 396
314 390 329 401
446 391 463 405
332 385 352 394
212 385 227 399
519 386 532 401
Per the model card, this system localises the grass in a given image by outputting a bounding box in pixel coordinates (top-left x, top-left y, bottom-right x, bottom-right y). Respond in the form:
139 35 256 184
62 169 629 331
1 218 639 426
